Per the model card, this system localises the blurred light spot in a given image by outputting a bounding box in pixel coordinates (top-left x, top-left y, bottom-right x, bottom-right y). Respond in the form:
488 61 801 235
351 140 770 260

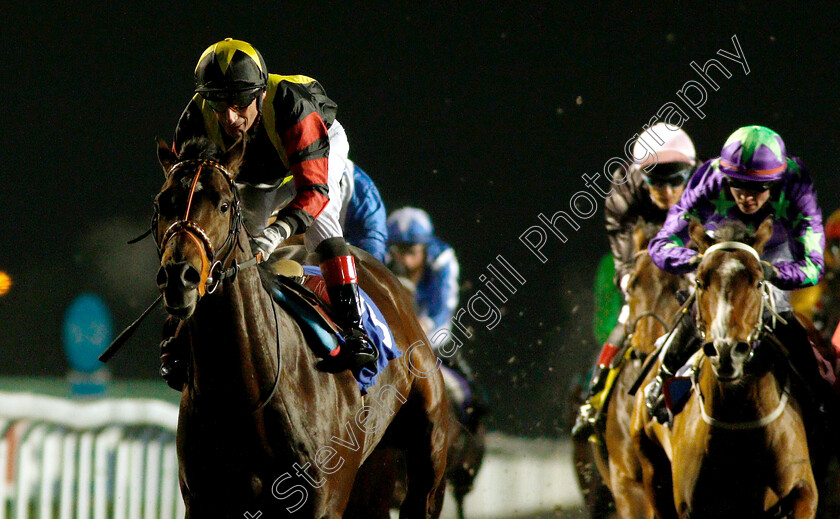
0 271 11 296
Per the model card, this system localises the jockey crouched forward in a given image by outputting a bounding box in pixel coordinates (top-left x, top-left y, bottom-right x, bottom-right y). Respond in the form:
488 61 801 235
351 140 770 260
645 125 829 424
572 124 698 440
159 38 378 389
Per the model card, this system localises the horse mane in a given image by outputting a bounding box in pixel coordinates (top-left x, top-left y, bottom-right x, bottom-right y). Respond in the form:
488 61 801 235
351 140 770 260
711 220 753 245
177 137 223 161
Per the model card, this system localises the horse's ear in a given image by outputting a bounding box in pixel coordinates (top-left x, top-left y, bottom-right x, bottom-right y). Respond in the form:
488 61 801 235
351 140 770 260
157 138 178 177
688 218 712 253
222 134 246 178
753 216 774 255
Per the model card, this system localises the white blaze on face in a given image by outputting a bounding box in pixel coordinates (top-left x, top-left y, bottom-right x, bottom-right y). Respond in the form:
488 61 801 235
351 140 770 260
710 257 746 339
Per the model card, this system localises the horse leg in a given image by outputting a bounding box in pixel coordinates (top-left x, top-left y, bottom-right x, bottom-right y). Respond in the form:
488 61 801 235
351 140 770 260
398 378 448 519
777 480 818 519
343 448 402 519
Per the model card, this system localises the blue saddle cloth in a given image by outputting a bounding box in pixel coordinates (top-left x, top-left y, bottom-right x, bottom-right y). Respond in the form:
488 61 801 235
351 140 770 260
267 265 401 394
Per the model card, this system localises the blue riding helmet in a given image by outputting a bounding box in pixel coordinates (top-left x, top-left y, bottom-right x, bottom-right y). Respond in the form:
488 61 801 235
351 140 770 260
387 207 434 245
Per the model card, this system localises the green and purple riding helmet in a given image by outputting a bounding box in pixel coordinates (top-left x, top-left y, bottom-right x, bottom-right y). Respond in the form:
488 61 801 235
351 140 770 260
719 125 788 188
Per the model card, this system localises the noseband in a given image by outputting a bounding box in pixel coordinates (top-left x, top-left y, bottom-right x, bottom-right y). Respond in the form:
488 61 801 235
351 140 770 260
156 159 249 296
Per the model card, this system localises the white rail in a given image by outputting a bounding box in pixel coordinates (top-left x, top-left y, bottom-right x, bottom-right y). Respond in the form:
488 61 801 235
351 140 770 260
0 392 183 519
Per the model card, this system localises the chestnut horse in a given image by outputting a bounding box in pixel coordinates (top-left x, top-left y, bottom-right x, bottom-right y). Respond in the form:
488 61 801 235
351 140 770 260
632 219 817 518
575 222 688 519
153 136 448 518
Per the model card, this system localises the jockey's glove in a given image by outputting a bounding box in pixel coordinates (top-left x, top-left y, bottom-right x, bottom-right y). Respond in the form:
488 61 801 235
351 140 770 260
761 260 778 282
250 220 292 262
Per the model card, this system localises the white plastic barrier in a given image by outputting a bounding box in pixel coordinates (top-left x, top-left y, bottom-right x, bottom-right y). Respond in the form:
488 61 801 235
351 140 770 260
0 392 183 519
437 433 583 519
0 391 582 519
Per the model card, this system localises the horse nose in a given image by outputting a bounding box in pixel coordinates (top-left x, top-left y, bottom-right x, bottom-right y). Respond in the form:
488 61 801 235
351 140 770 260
703 342 718 357
157 262 201 290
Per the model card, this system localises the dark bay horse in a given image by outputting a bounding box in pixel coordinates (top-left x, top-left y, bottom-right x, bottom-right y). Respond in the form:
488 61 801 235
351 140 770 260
575 223 688 519
634 219 817 518
153 136 448 518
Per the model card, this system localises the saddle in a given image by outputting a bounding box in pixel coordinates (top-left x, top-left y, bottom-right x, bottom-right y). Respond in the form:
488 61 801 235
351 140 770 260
262 259 401 394
267 259 343 338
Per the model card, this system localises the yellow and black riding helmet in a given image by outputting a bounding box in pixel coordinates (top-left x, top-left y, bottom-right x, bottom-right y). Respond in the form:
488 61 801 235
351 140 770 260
194 38 268 107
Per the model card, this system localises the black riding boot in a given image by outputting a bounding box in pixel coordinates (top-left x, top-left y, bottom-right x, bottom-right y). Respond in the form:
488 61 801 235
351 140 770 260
644 315 701 423
318 281 379 373
315 240 379 373
159 316 188 391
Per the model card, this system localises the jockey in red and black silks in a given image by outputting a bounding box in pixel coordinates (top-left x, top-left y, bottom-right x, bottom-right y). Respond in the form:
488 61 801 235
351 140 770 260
160 39 377 387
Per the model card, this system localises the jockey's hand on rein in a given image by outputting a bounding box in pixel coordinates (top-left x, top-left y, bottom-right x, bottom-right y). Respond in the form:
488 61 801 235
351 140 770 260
250 221 291 263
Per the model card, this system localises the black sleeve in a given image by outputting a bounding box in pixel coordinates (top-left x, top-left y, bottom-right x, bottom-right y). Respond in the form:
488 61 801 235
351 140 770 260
605 168 641 288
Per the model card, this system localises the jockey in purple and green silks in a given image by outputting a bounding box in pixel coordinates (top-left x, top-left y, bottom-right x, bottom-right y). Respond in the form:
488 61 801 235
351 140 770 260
649 126 824 294
644 125 827 424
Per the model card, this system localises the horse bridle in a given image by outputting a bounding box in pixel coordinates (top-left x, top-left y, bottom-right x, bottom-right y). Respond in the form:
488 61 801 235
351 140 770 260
693 241 768 349
155 159 256 296
156 158 281 412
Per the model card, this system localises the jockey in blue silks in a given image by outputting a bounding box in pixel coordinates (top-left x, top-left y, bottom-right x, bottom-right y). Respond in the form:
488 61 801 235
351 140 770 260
386 207 460 340
339 161 388 263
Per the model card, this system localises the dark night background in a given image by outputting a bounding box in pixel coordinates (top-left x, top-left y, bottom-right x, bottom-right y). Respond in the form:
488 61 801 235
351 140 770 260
1 3 837 437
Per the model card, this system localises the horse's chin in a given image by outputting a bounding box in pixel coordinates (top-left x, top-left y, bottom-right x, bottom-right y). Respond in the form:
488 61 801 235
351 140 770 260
162 293 197 319
165 304 195 319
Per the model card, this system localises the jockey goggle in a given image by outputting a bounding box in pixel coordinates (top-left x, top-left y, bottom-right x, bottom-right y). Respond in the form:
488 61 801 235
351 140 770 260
642 162 693 188
203 91 258 114
726 176 777 193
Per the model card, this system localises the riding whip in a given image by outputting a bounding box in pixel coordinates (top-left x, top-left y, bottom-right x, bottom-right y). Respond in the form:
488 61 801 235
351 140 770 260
98 295 162 363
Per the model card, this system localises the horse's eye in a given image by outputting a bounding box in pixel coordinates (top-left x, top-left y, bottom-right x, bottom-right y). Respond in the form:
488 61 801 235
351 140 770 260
220 202 230 213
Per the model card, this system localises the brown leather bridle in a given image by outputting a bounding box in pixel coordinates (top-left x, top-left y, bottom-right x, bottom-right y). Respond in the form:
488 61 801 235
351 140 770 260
156 159 247 297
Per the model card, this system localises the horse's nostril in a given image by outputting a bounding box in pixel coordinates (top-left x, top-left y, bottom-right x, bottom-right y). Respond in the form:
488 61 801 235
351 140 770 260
156 267 167 288
734 342 751 356
181 264 201 287
703 342 717 357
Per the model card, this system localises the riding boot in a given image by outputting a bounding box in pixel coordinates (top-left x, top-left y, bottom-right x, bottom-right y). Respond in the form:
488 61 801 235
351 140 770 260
644 316 700 424
159 316 188 391
571 340 621 441
315 242 379 373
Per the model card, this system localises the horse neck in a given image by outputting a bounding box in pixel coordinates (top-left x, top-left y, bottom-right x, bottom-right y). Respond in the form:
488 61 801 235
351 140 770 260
698 357 785 424
630 281 683 355
185 243 286 406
